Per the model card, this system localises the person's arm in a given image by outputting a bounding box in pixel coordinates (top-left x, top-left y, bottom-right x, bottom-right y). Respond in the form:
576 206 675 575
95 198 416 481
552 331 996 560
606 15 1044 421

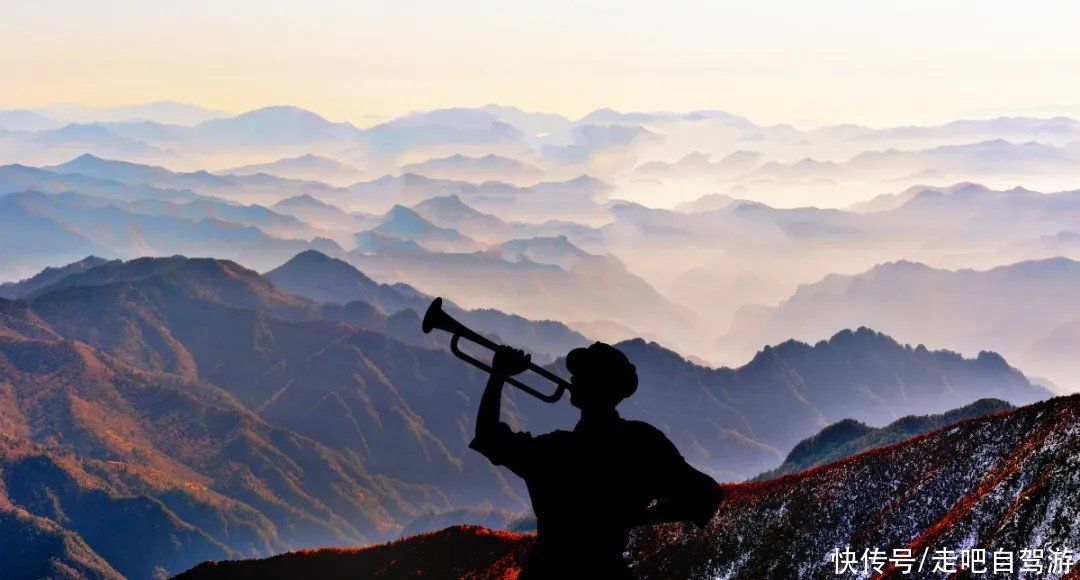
469 346 537 475
632 473 723 528
631 500 696 527
474 346 531 440
631 426 724 528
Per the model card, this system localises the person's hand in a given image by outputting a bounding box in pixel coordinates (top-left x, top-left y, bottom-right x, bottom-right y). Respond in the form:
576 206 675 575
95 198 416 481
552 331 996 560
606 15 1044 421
491 345 531 377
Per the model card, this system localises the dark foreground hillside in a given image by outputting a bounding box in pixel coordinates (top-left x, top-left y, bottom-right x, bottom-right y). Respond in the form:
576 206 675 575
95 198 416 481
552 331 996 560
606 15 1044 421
180 395 1080 579
177 526 533 580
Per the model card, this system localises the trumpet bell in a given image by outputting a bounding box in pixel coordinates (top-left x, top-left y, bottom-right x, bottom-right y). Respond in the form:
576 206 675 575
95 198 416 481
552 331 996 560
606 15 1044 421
422 297 473 339
421 297 445 334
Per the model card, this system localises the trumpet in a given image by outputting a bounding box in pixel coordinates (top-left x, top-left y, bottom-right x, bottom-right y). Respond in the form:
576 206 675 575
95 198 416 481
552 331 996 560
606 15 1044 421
421 297 570 403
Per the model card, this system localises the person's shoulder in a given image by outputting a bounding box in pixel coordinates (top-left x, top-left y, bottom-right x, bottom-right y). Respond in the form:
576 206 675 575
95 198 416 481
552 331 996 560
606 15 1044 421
620 420 685 459
620 419 671 442
534 429 574 444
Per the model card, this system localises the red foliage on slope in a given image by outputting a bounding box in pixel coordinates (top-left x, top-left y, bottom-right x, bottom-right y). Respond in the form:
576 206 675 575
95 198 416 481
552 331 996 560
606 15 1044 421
178 525 533 579
626 394 1080 578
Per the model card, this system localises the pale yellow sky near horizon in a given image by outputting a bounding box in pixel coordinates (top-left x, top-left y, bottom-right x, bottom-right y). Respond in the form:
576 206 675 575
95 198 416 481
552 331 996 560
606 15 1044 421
4 0 1080 127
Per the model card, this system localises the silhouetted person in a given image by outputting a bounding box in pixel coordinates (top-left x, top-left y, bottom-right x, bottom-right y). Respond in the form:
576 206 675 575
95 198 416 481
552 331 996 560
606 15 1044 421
471 342 723 579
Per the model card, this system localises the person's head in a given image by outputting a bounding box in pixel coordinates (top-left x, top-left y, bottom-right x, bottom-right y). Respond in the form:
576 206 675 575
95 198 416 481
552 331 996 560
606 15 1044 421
565 342 638 412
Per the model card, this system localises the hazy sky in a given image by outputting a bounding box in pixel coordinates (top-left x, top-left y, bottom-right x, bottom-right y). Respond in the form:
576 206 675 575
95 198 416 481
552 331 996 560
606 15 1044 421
4 0 1080 126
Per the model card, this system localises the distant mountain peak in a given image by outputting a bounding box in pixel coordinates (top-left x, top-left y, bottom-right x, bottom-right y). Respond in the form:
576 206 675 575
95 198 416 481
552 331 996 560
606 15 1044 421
866 259 933 274
363 205 480 252
29 255 279 302
564 174 604 187
71 152 105 163
992 255 1079 275
54 152 104 166
497 235 594 269
379 204 451 233
273 250 378 285
231 105 333 123
219 154 361 182
30 100 227 125
274 193 333 208
289 248 336 263
743 325 1012 371
501 234 584 254
411 195 500 221
679 151 711 164
413 194 468 209
399 154 544 185
822 325 900 348
673 193 739 213
384 204 428 223
44 154 193 188
193 106 362 145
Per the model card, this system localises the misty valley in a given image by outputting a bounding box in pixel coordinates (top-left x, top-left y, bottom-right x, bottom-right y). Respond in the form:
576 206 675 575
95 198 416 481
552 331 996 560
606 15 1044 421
0 102 1078 579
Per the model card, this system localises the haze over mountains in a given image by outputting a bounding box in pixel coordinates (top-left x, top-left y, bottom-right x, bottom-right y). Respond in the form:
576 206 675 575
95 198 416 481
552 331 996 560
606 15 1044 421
400 154 544 185
3 99 1079 577
719 258 1080 390
219 154 365 186
7 102 1080 204
1 101 1079 388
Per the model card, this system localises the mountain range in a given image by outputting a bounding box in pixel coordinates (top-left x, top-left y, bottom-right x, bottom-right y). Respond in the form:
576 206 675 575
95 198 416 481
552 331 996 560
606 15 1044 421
218 154 364 186
7 102 1080 202
0 256 113 299
740 139 1079 187
17 161 1071 389
264 250 590 363
16 101 228 126
752 397 1015 480
344 232 703 355
0 188 342 278
591 330 1047 480
0 156 679 351
43 153 342 204
400 153 544 185
362 205 483 253
410 195 516 242
570 181 1080 372
260 251 1051 481
3 147 1078 389
2 99 1079 578
0 110 63 132
0 302 436 577
269 194 376 233
0 253 1053 577
719 257 1080 390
